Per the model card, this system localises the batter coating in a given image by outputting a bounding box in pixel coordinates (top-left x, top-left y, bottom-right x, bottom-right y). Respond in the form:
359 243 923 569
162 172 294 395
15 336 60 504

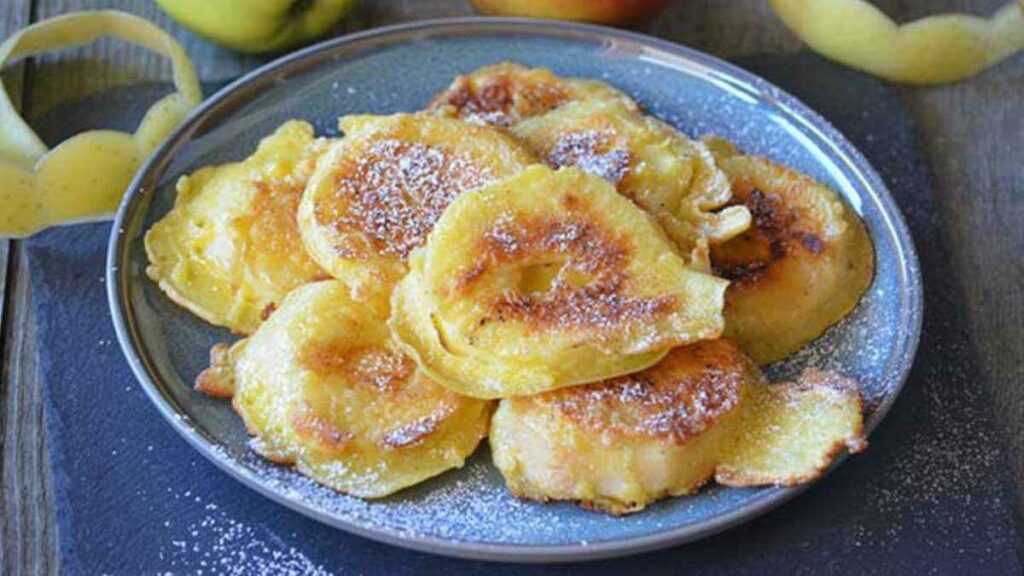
145 121 330 334
428 61 637 128
390 165 728 399
298 113 536 293
196 280 492 498
706 137 875 363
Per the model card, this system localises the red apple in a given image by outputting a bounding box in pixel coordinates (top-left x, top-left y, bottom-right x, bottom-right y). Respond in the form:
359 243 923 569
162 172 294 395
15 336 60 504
470 0 673 26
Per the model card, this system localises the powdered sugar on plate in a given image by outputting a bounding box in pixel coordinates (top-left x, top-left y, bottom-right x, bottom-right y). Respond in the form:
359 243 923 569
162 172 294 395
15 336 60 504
158 506 333 576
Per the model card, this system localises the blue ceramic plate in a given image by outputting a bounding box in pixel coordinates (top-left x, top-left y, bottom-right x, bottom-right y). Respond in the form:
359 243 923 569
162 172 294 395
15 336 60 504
108 18 922 562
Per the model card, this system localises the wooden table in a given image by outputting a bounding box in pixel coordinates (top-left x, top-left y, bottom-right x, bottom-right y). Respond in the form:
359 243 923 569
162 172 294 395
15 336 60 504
1 0 1020 573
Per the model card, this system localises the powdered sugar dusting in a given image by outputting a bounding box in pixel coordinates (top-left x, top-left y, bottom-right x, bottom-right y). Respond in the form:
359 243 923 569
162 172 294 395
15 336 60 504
159 509 333 575
379 413 445 449
149 481 333 575
171 233 913 550
316 139 492 259
547 130 631 185
545 342 746 443
464 216 676 334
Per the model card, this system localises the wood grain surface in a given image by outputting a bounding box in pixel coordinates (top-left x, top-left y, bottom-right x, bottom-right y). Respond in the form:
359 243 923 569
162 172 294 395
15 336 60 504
2 3 52 575
1 1 1021 574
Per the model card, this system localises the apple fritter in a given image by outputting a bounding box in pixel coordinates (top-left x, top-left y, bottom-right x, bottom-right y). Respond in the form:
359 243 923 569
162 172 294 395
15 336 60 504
195 280 492 499
514 101 751 267
490 340 758 515
145 120 330 334
389 165 728 399
298 113 536 294
716 368 866 486
706 139 875 364
490 340 866 515
428 62 637 128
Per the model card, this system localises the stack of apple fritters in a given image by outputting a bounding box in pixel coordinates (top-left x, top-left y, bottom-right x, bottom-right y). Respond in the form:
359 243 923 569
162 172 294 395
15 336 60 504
146 63 874 514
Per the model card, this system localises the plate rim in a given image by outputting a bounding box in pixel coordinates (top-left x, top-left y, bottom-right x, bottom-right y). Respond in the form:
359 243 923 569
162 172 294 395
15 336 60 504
107 16 923 563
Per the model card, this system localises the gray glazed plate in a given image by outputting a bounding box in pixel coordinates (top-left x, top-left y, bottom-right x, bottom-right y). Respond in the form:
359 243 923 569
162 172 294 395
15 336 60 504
108 18 922 563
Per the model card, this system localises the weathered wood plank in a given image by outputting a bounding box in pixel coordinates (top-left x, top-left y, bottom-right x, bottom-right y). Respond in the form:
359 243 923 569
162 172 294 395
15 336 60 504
0 249 6 345
0 0 31 339
0 0 21 337
1 3 50 576
1 251 54 576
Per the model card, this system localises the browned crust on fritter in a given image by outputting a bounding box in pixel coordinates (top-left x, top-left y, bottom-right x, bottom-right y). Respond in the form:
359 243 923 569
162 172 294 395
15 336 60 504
298 343 415 394
791 367 864 398
314 138 492 261
537 340 755 444
295 341 470 451
710 159 830 289
377 401 459 450
194 343 235 398
242 177 324 272
454 214 675 333
428 63 570 127
292 403 355 452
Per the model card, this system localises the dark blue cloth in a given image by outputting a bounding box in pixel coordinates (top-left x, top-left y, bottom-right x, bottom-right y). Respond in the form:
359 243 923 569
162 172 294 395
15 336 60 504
26 54 1022 575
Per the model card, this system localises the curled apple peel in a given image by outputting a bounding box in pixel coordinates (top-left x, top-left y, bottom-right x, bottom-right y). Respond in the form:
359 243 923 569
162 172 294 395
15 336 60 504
770 0 1024 85
0 11 202 238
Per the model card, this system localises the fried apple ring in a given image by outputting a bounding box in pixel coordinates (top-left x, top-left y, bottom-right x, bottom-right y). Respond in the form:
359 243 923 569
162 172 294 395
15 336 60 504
706 144 875 364
428 61 637 128
514 101 750 266
390 165 728 399
490 340 758 515
298 113 536 294
145 120 330 334
196 280 492 499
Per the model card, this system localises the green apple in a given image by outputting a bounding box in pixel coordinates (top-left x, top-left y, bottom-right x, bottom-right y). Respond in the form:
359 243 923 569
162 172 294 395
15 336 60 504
156 0 356 53
470 0 671 26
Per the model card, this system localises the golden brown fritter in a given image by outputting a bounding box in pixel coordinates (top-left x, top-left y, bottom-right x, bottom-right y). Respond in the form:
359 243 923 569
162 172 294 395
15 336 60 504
145 121 330 334
196 280 492 498
490 340 754 514
390 165 728 399
432 63 750 269
706 139 875 364
716 368 866 486
428 61 637 128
